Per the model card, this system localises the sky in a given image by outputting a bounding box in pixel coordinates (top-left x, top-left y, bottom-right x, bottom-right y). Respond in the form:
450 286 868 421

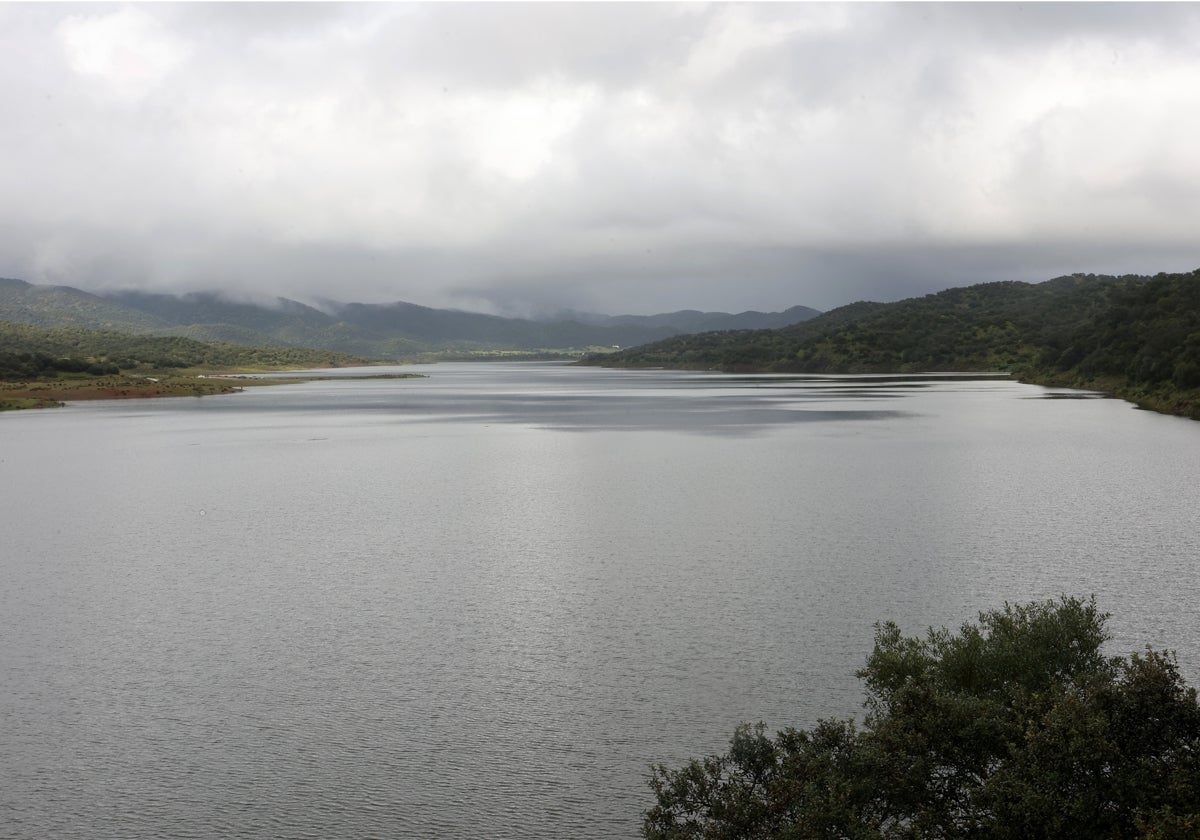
2 2 1200 316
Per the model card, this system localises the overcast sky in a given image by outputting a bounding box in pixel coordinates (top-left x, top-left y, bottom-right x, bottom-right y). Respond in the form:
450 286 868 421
3 2 1199 315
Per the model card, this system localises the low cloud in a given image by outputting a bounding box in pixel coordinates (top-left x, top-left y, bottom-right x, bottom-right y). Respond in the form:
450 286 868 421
2 3 1197 314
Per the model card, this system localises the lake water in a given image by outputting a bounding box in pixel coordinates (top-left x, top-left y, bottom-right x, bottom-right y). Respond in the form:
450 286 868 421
2 362 1198 839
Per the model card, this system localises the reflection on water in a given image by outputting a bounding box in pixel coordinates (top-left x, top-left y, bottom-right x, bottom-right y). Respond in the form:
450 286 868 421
1034 392 1108 400
229 365 957 434
1 363 1197 840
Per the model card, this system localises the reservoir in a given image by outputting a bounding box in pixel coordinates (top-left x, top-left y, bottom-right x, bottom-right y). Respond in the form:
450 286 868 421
2 362 1198 839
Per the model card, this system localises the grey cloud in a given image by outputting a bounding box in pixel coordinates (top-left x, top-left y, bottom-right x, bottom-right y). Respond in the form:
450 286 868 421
1 3 1197 316
364 3 711 89
924 3 1200 49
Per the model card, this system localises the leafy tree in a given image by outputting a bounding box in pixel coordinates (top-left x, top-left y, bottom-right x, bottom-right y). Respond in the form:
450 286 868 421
644 597 1200 839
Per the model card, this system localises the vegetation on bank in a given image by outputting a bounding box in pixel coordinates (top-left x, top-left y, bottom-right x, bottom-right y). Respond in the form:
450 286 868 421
0 321 371 411
583 270 1200 419
0 321 367 372
646 597 1200 839
0 375 260 410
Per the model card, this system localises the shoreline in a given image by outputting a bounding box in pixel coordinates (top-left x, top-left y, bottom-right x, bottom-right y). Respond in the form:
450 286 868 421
0 370 424 412
581 358 1200 422
0 374 284 411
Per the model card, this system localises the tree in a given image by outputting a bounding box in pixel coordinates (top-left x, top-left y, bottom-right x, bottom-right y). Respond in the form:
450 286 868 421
644 597 1200 839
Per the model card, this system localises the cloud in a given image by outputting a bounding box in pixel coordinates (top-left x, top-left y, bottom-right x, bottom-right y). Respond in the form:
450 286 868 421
56 6 192 105
1 3 1198 314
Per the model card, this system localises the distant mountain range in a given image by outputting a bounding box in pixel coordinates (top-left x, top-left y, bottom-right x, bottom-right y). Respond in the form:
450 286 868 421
0 277 820 358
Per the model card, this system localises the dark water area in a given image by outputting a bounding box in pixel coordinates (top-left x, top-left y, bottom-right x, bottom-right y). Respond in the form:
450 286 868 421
2 363 1198 839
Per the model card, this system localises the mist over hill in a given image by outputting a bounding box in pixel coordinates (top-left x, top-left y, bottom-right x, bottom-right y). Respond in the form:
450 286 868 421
0 277 820 358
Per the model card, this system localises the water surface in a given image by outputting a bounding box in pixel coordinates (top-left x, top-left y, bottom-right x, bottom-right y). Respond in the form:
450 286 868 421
2 363 1197 839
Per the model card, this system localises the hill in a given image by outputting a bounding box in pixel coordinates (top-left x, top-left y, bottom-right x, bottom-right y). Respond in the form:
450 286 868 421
0 320 366 375
0 320 372 411
583 271 1200 419
0 276 169 332
0 278 820 357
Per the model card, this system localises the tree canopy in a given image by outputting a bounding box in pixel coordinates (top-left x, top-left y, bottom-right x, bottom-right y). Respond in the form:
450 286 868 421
645 597 1200 839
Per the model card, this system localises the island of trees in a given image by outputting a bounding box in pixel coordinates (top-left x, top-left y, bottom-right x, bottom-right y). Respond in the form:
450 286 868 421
583 270 1200 420
646 597 1199 839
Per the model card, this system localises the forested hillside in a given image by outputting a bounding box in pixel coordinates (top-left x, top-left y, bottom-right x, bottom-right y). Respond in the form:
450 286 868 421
0 276 168 331
0 321 365 377
584 271 1200 418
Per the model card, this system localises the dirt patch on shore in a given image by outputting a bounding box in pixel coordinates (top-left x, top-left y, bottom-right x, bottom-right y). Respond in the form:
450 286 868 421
1 376 242 404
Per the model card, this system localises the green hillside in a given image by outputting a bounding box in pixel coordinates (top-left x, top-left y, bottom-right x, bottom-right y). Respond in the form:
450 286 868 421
0 277 169 332
0 320 366 375
584 270 1200 419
